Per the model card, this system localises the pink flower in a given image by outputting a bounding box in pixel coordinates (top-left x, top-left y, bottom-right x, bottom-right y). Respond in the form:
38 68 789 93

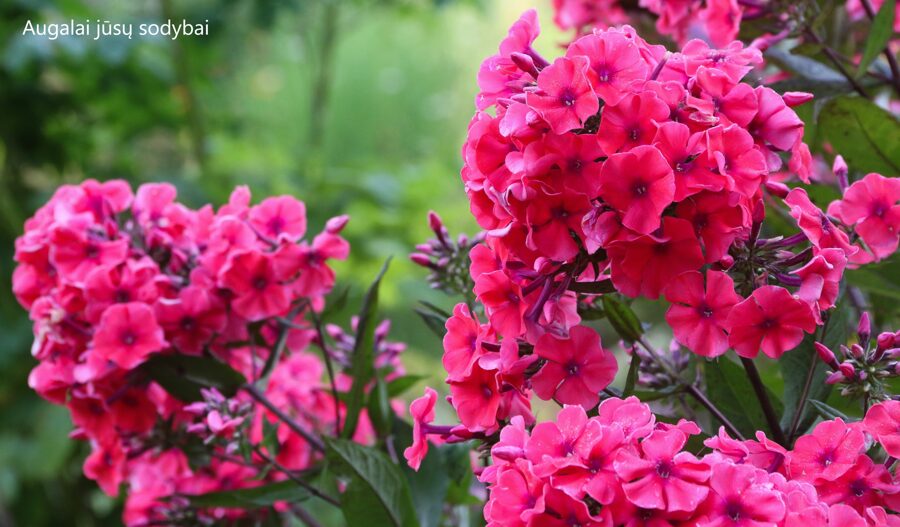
614 428 711 512
816 455 897 511
792 248 847 323
527 487 600 527
443 303 487 381
525 189 591 261
653 122 725 202
553 419 628 504
828 173 900 261
674 190 744 264
531 325 617 409
565 31 649 105
789 418 866 483
83 441 126 496
154 286 227 355
448 359 502 432
597 396 656 441
664 270 741 357
785 188 856 257
527 56 599 134
598 145 675 235
749 87 804 151
48 223 129 282
248 195 307 242
705 124 767 197
863 400 900 458
404 388 437 471
484 461 546 525
219 250 291 322
84 260 160 323
699 462 786 526
607 217 705 299
525 405 590 474
597 91 670 154
473 270 527 338
726 286 816 359
699 0 742 47
92 303 168 370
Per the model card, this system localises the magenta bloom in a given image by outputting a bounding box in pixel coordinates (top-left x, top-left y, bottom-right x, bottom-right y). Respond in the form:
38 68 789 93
653 122 725 202
473 270 527 339
607 217 705 299
248 195 307 242
597 91 670 154
786 188 857 257
219 250 291 322
92 303 168 370
526 55 599 134
614 428 711 512
726 286 816 359
442 303 487 381
789 418 866 483
448 359 502 432
154 286 226 355
599 145 675 235
565 31 649 105
699 462 786 527
863 400 900 458
664 270 741 358
404 387 437 471
531 325 617 409
828 173 900 261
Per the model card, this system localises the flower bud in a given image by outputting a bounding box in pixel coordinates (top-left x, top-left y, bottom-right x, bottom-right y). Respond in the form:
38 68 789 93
825 371 845 384
325 214 350 234
409 252 436 269
713 254 734 270
877 331 895 350
783 91 814 107
814 342 839 369
839 362 856 379
848 343 865 360
510 52 539 77
764 180 790 198
857 312 871 348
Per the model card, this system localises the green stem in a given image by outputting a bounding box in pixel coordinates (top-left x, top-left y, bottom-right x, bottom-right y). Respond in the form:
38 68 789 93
740 357 787 445
243 384 326 453
787 314 831 442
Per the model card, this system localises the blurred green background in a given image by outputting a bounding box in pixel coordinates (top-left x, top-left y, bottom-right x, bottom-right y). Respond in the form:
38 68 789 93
0 0 571 524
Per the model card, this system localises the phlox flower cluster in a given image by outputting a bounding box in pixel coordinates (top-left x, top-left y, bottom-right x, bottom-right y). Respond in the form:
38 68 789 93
454 9 865 433
479 398 900 527
11 179 388 525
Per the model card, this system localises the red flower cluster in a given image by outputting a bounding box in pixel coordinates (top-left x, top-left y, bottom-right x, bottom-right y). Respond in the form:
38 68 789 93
478 398 900 527
459 8 846 418
12 180 367 525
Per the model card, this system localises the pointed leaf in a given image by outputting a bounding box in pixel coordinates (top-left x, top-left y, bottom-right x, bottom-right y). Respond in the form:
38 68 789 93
602 295 643 342
856 0 896 77
141 354 246 402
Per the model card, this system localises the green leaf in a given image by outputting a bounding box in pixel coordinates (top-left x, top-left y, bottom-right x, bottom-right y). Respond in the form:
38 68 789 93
343 258 391 439
857 0 896 77
325 437 419 527
765 48 845 83
569 279 616 294
809 399 851 421
601 295 643 342
140 354 247 402
415 306 449 339
704 357 783 438
185 480 310 508
623 352 640 397
387 374 426 397
780 302 849 434
819 96 900 175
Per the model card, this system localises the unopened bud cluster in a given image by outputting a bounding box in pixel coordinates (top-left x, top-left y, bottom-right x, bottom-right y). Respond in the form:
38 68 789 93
816 312 900 401
410 211 483 297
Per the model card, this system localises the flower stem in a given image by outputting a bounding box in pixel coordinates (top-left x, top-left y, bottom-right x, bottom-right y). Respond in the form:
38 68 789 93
740 357 787 445
243 384 327 453
804 30 870 98
788 315 831 442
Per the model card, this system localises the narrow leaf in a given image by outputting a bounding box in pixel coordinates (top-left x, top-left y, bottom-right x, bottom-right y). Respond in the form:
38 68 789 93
342 258 391 439
623 352 640 397
856 0 896 77
569 279 616 294
809 399 851 421
602 295 643 342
